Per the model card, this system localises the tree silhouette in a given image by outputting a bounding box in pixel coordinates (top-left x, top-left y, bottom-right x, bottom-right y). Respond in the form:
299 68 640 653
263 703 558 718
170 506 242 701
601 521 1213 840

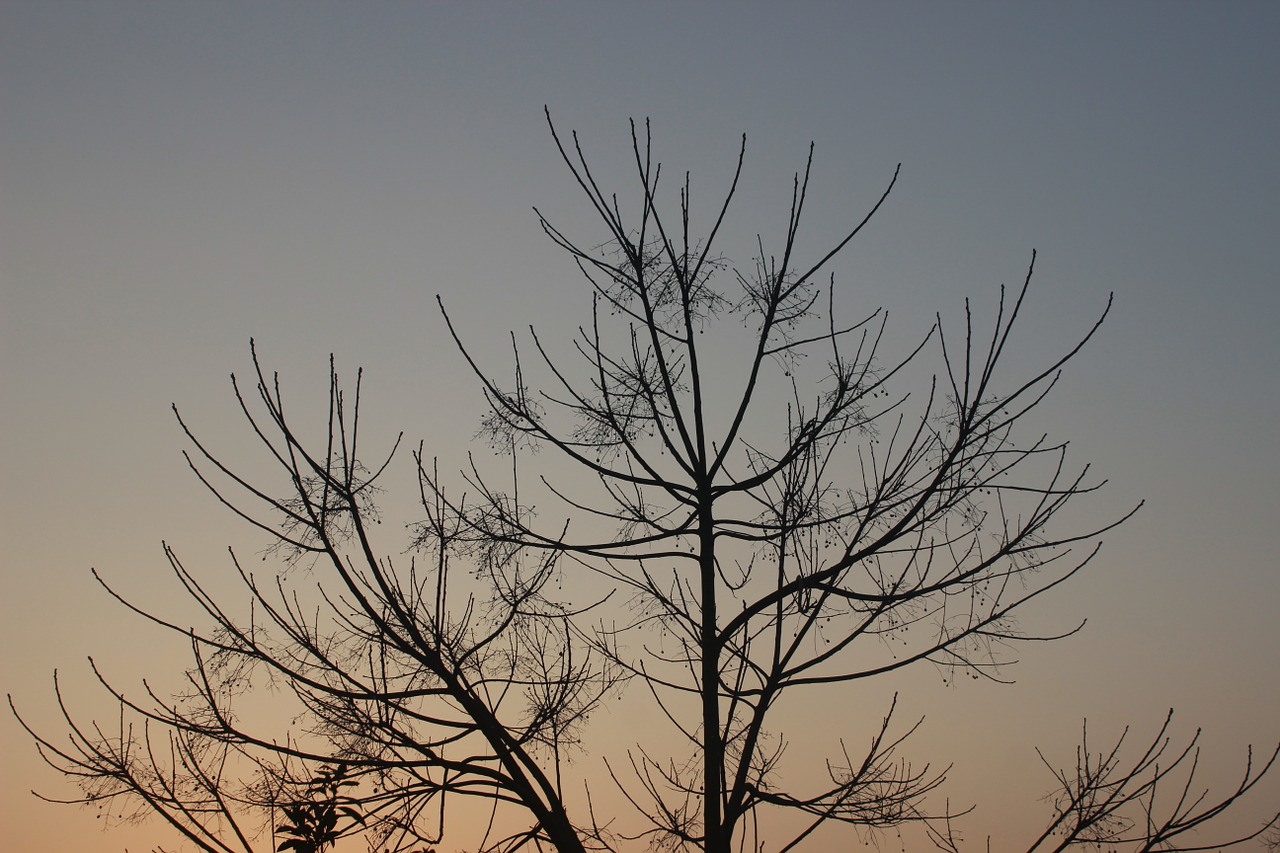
12 113 1278 852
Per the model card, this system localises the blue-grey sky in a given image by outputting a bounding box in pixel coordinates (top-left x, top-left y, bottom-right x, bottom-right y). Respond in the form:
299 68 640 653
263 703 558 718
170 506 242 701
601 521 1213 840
3 3 1278 850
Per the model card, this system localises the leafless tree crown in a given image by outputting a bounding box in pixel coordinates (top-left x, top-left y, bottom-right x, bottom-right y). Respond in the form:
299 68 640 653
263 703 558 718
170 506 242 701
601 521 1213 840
12 113 1276 853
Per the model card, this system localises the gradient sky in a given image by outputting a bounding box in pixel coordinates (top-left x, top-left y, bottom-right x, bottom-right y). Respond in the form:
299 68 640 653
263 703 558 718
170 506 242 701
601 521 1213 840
3 3 1278 851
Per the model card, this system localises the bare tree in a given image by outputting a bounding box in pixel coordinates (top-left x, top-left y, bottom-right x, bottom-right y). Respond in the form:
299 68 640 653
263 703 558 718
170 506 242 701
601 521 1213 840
928 712 1279 853
1026 711 1278 852
13 114 1277 853
13 347 619 853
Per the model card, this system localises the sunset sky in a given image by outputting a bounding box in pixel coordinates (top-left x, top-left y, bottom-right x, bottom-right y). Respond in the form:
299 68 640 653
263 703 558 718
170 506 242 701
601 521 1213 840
3 2 1278 851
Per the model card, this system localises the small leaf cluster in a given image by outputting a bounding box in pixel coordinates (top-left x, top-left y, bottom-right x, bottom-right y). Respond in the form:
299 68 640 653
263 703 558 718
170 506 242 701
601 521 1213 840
275 763 364 853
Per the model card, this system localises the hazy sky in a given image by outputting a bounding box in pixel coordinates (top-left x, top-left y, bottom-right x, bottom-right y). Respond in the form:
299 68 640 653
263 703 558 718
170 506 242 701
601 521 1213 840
3 3 1278 851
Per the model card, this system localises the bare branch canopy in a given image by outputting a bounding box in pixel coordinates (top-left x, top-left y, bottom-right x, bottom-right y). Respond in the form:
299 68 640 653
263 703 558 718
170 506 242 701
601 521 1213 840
13 114 1276 853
